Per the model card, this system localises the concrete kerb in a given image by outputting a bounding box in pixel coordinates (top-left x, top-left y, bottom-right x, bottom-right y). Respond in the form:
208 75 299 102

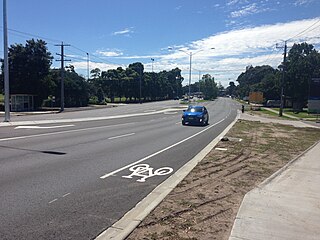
95 112 240 240
257 139 320 189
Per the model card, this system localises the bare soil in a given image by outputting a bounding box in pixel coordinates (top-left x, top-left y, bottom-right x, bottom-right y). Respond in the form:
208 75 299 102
127 119 320 240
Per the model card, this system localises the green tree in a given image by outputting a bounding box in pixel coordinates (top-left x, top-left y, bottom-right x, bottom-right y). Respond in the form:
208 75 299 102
8 39 53 107
48 69 89 107
236 65 278 99
285 42 320 109
226 81 237 97
200 74 218 100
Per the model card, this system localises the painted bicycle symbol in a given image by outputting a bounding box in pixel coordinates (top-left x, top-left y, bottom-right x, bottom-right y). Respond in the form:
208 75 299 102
122 164 173 182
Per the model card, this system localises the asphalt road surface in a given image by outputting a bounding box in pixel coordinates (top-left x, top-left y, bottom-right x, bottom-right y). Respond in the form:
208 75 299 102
0 98 239 239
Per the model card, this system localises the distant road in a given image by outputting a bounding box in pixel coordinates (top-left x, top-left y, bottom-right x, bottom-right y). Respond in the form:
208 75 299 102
0 98 239 239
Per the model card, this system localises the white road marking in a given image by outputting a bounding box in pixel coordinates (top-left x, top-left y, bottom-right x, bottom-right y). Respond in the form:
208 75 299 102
215 147 228 151
49 199 58 204
143 110 156 112
176 122 181 124
0 122 135 142
108 133 135 140
100 113 230 179
15 124 75 129
62 193 71 198
122 164 173 182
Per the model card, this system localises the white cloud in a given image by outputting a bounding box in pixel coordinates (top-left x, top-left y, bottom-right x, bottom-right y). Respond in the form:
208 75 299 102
230 3 269 18
96 50 123 57
72 18 320 87
160 17 320 86
112 27 134 36
293 0 314 6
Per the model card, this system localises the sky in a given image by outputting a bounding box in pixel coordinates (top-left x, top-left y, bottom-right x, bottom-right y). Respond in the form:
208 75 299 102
1 0 320 87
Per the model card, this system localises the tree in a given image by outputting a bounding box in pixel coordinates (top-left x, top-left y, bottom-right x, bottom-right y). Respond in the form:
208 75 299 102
285 42 320 110
200 74 218 100
48 69 89 107
226 81 236 97
236 65 278 99
8 39 53 107
90 68 101 79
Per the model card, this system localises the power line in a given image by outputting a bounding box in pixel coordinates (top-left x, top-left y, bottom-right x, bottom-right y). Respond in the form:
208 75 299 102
286 18 320 42
0 27 62 44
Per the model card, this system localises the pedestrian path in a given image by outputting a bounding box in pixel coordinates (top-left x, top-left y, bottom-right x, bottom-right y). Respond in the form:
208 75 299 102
240 112 320 128
229 134 320 239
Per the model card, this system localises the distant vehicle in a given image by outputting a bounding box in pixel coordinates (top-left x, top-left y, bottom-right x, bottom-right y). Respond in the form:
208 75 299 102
266 100 281 107
182 105 209 126
173 96 179 100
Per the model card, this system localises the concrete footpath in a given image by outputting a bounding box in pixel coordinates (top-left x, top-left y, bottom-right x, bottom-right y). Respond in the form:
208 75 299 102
229 137 320 239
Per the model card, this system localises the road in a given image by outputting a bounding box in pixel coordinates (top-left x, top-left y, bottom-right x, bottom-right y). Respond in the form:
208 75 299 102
0 98 239 239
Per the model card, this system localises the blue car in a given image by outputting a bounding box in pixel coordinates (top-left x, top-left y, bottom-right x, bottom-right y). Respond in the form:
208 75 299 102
182 105 209 126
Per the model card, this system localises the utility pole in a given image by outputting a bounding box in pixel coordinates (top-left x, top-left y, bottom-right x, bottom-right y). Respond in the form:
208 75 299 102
151 58 154 72
3 0 10 122
198 70 201 93
189 52 192 101
86 52 89 80
55 42 70 112
277 41 287 117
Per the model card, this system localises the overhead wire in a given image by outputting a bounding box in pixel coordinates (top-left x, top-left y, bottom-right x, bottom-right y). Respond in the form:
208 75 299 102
286 18 320 42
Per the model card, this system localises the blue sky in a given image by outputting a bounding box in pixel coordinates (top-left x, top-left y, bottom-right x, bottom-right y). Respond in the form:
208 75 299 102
1 0 320 86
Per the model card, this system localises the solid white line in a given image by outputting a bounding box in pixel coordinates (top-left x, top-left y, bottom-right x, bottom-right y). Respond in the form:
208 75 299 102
14 124 75 129
108 133 135 140
100 114 230 179
49 199 58 204
0 122 135 142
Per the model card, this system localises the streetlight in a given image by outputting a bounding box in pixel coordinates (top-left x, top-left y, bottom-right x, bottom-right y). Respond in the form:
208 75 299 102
3 0 10 122
151 58 154 72
168 47 214 101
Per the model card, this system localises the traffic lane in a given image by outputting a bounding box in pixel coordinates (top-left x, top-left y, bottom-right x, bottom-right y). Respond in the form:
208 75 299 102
0 100 235 239
0 104 237 240
6 100 182 122
0 99 231 210
0 109 206 202
0 111 203 215
0 100 230 207
0 108 185 139
0 118 201 239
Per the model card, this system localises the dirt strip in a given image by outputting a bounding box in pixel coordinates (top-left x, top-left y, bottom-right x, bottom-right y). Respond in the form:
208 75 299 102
127 119 320 240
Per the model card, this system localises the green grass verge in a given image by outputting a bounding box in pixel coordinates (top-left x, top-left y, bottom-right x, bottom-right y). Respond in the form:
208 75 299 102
271 108 319 119
0 94 4 103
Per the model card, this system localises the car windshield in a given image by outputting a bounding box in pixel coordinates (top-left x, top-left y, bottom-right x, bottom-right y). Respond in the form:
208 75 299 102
187 107 203 113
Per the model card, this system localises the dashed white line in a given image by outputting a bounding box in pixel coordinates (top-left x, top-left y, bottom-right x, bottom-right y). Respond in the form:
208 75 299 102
49 199 58 204
108 133 135 140
0 122 135 142
62 193 71 198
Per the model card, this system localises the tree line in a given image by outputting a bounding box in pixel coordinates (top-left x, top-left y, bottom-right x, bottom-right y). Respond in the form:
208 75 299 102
225 42 320 110
0 39 201 108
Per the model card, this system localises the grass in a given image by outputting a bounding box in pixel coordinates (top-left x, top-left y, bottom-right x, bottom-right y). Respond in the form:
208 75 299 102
0 94 4 103
254 108 294 120
270 108 319 119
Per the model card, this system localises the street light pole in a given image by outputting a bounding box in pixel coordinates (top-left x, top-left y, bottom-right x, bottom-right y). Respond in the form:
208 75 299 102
168 47 214 102
188 52 192 101
3 0 10 122
151 58 154 72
